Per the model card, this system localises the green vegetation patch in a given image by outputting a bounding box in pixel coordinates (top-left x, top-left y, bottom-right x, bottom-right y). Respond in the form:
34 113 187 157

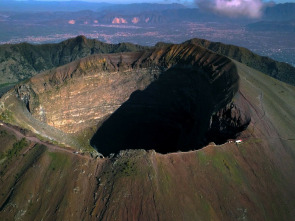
0 129 17 161
4 138 28 161
0 130 8 137
48 152 70 171
0 138 28 176
197 149 247 186
121 160 136 176
157 160 172 194
0 82 15 89
0 109 14 123
116 159 137 177
196 151 208 166
211 150 246 186
0 152 5 161
14 144 47 181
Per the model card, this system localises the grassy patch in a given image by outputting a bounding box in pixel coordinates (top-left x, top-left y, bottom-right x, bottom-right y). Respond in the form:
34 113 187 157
13 144 47 182
0 130 8 137
0 138 28 176
244 138 262 145
0 109 14 123
6 138 28 161
196 151 208 165
0 82 15 89
0 152 5 161
211 151 246 186
48 152 70 171
116 159 137 177
157 160 172 193
35 134 71 150
121 160 135 176
198 197 215 220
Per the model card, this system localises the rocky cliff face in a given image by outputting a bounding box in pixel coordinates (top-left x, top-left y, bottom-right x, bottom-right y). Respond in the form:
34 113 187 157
206 94 251 144
14 52 157 134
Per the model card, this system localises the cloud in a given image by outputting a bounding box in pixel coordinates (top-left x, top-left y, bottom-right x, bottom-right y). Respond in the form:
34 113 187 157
195 0 264 18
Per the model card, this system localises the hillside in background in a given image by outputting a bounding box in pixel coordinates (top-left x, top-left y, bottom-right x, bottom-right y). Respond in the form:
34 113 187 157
184 38 295 86
263 3 295 21
1 36 294 98
1 2 295 67
246 20 295 32
0 36 146 90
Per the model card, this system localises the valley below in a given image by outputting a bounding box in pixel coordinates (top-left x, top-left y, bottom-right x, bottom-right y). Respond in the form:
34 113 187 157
1 2 295 67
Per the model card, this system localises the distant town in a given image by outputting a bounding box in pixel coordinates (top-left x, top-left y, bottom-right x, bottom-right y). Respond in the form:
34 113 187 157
1 2 294 66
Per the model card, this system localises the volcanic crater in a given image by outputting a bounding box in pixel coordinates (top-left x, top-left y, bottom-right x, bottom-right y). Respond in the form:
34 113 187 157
6 43 250 155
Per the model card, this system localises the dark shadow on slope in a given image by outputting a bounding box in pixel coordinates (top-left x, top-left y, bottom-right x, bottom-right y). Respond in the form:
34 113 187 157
90 65 239 156
206 92 251 145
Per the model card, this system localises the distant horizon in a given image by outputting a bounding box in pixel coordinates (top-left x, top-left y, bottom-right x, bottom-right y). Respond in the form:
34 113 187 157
11 0 294 4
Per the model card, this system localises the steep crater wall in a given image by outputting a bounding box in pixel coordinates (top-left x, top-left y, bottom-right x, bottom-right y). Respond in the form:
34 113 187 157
15 52 161 134
90 63 243 155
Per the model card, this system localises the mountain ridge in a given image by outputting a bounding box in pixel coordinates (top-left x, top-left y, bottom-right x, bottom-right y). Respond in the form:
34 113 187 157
1 36 294 92
184 38 295 85
0 35 147 85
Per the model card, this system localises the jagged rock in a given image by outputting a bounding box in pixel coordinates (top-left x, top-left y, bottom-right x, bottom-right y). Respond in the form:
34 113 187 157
207 94 251 144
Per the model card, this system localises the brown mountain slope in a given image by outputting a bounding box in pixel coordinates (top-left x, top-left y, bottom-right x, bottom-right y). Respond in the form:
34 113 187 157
184 38 295 86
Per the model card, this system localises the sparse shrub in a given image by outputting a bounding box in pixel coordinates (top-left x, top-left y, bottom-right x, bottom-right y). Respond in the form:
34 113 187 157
6 138 28 160
0 110 14 122
0 130 7 137
121 160 136 176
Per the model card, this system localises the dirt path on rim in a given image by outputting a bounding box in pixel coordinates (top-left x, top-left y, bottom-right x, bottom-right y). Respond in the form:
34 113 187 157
0 121 93 159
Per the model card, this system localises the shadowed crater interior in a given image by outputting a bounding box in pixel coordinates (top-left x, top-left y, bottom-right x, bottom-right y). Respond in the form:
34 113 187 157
90 63 247 156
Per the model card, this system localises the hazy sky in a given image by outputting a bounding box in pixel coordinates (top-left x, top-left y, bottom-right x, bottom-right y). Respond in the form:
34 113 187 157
17 0 293 3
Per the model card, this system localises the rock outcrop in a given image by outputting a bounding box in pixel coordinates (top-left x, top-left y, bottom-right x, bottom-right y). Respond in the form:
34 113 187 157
207 94 251 144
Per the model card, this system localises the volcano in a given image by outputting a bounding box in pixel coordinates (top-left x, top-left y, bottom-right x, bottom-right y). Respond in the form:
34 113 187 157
0 38 294 220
